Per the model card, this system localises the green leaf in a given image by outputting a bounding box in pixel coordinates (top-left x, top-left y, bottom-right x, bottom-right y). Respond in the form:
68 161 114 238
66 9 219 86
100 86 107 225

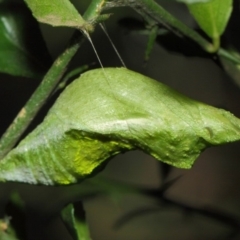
61 204 91 240
23 0 91 31
0 0 51 78
1 68 240 185
187 0 233 39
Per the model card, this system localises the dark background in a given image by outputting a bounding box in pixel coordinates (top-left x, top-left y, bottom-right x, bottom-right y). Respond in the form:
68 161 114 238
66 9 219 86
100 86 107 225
1 0 240 239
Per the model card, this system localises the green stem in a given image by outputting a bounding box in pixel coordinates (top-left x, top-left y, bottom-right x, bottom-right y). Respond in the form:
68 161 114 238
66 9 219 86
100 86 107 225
0 34 84 159
84 0 107 20
212 37 220 52
218 48 240 65
0 0 106 159
115 0 215 52
107 0 240 64
145 25 159 61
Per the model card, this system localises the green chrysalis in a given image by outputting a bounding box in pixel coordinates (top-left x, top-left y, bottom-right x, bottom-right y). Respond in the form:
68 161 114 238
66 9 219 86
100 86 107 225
1 68 240 185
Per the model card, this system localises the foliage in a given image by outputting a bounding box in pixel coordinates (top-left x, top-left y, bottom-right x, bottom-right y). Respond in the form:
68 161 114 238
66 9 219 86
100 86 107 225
0 0 51 78
188 0 232 49
0 0 240 239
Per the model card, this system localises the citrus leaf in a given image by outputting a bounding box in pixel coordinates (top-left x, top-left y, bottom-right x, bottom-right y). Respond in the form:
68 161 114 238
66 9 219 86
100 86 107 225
0 68 240 185
23 0 91 31
187 0 233 38
0 0 51 78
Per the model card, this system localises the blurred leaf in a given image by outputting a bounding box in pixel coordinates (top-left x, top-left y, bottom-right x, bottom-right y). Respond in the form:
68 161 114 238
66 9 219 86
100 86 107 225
1 68 240 185
10 192 25 211
61 204 91 240
0 0 51 79
0 217 19 240
49 176 143 206
5 196 26 240
84 176 142 201
23 0 91 31
187 0 233 39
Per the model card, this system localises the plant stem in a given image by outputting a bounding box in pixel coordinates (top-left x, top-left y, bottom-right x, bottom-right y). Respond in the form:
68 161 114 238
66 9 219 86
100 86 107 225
218 48 240 65
0 0 106 159
107 0 240 64
84 0 107 20
0 34 84 159
117 0 215 52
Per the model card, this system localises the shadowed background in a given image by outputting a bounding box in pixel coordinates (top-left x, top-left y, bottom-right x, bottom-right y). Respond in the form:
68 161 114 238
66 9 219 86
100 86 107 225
0 0 240 239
